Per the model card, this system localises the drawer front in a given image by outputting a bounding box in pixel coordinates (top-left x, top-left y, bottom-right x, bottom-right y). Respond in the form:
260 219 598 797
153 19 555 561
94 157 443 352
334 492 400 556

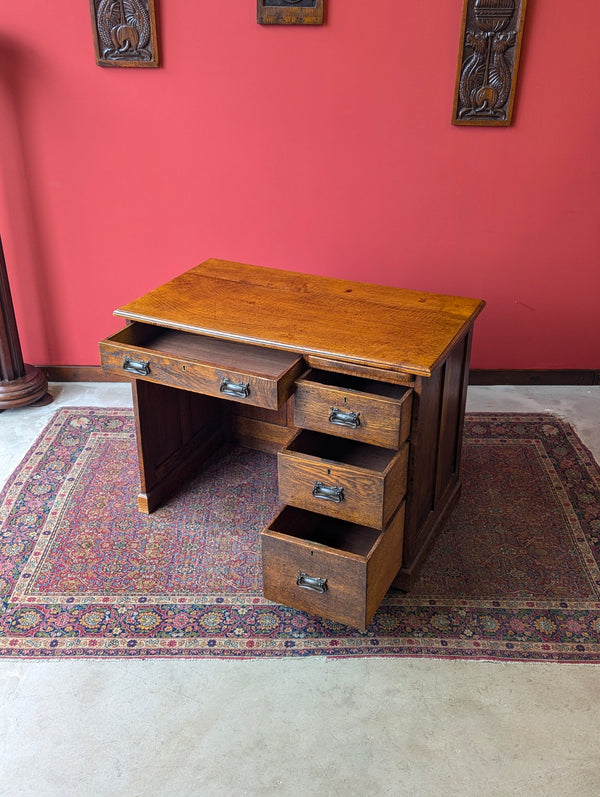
294 373 412 449
261 503 405 630
99 328 303 410
277 438 409 530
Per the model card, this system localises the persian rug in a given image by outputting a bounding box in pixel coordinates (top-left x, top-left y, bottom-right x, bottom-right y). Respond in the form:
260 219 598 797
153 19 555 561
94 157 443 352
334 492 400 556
1 408 599 660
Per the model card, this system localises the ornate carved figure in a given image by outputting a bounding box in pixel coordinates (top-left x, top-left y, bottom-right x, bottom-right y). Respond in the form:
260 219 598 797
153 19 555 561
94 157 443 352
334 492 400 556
97 0 151 61
89 0 158 67
453 0 527 126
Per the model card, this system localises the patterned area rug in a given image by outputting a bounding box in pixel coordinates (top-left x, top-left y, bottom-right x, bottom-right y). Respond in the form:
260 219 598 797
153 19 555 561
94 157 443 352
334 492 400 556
1 408 599 660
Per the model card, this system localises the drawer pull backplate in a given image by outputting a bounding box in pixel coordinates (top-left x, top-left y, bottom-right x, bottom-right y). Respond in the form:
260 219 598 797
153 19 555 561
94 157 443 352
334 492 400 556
297 571 328 594
122 357 150 376
329 406 360 429
312 481 344 504
220 378 251 399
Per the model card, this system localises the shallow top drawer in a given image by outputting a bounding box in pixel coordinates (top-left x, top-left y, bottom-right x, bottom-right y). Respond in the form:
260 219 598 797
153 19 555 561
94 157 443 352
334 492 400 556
294 369 413 449
100 323 304 410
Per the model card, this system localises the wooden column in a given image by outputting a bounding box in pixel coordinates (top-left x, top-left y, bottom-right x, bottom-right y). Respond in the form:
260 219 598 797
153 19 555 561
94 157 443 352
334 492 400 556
0 234 50 408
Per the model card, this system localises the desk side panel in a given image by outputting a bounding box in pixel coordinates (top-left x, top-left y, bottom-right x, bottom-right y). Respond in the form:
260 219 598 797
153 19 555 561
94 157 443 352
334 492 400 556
394 329 472 589
132 380 226 513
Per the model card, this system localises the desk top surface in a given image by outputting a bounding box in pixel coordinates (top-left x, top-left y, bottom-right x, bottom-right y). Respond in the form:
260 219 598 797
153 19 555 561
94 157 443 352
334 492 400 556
114 259 485 377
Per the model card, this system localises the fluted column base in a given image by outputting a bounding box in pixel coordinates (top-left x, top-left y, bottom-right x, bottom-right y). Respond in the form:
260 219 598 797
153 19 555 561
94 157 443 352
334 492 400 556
0 363 52 409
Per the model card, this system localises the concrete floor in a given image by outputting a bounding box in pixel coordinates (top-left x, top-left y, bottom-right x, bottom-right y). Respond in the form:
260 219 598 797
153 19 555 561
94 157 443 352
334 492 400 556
1 384 599 797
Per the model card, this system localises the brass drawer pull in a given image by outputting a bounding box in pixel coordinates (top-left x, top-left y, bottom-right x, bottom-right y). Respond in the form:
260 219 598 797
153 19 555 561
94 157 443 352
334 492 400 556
329 406 360 429
312 481 344 503
297 571 328 594
122 357 150 376
220 378 250 399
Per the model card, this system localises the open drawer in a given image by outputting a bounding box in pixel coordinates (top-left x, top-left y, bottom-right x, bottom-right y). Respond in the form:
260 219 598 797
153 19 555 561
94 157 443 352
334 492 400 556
99 322 304 410
278 430 409 529
261 503 405 630
294 369 412 449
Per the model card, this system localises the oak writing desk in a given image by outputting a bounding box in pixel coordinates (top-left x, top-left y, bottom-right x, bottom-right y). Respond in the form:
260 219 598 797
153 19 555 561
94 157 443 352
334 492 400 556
100 259 485 630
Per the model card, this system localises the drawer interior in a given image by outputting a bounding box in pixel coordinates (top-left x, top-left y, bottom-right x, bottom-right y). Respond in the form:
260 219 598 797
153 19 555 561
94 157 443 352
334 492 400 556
107 323 303 377
268 506 381 557
285 429 397 471
301 368 411 400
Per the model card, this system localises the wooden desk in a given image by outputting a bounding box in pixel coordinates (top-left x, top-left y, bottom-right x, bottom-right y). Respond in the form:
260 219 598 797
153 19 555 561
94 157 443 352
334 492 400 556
100 258 485 630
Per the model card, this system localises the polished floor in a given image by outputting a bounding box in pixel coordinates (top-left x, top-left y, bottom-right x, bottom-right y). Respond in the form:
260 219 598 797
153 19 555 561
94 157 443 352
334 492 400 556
1 384 599 797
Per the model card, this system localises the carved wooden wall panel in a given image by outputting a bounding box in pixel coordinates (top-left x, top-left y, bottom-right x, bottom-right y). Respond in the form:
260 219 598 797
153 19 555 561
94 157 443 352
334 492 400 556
89 0 159 67
257 0 324 26
452 0 527 126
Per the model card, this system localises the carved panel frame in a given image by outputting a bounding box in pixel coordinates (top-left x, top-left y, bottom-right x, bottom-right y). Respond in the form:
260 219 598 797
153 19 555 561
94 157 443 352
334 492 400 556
452 0 527 126
257 0 324 26
89 0 159 68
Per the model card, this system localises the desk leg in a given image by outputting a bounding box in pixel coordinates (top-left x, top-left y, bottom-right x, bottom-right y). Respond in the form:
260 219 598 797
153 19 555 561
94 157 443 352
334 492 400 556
131 379 226 513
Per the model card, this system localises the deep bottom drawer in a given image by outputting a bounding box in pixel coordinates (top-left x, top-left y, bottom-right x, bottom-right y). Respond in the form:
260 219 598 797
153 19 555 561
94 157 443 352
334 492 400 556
261 503 405 631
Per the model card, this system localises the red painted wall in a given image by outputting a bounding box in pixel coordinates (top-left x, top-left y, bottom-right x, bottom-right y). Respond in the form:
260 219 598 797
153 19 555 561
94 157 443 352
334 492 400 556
1 2 599 369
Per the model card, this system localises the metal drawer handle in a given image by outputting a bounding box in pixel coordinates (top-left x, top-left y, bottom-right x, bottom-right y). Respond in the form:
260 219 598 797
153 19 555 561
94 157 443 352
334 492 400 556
122 357 150 376
220 378 250 399
312 481 344 503
329 407 360 429
297 571 328 594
